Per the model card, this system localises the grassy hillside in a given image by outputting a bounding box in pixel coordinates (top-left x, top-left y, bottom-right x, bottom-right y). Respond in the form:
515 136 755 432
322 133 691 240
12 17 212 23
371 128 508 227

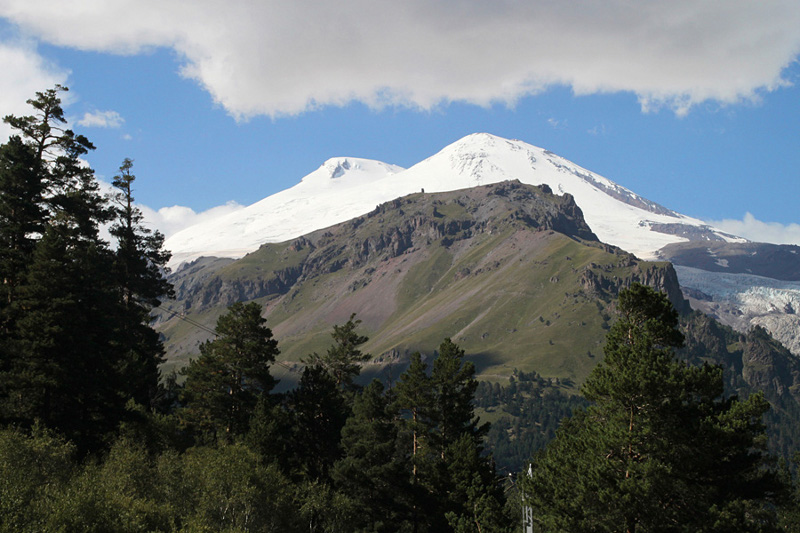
158 181 681 390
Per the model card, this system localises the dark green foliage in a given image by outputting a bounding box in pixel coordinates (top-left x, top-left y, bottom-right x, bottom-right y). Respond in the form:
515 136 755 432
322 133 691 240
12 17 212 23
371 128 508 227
304 312 370 389
523 283 783 532
109 158 173 409
331 380 413 531
0 136 42 308
478 373 589 473
284 364 350 481
8 225 128 451
0 87 173 453
393 340 510 532
430 338 488 457
180 302 279 441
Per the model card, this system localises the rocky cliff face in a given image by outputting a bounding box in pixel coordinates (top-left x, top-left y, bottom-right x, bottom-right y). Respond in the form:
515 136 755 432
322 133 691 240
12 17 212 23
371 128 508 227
169 180 603 313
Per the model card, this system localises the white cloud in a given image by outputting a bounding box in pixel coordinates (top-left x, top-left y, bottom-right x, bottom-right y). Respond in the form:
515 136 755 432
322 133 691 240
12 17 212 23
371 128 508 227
708 213 800 246
0 38 68 140
77 109 124 128
1 1 800 118
139 201 245 238
94 176 242 238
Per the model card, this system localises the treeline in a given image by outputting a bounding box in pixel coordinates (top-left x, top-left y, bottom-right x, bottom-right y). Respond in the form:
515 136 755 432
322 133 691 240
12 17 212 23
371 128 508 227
0 87 514 531
4 87 800 532
475 372 588 474
1 310 514 532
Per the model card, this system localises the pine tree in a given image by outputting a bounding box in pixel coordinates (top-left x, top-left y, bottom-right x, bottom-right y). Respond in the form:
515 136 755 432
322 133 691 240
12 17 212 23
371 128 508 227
284 364 349 481
180 302 279 442
331 380 413 531
523 283 782 533
0 86 135 451
108 158 173 408
394 351 434 482
394 341 506 532
429 338 487 459
10 224 124 450
0 136 42 309
304 313 370 390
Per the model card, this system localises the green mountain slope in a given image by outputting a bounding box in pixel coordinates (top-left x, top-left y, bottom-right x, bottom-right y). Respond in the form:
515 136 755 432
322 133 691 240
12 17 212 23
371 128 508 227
158 181 684 389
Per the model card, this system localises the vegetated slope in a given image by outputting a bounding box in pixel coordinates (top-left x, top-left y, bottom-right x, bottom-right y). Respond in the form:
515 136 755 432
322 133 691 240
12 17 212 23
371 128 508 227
478 301 800 473
166 132 800 362
159 181 800 467
157 180 685 388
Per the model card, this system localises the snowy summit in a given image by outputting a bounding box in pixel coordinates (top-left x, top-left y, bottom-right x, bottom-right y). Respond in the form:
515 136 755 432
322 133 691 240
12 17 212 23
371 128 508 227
164 133 742 268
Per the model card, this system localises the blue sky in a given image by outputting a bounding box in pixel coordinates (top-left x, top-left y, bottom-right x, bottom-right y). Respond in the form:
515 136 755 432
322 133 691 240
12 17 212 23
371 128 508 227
1 1 799 244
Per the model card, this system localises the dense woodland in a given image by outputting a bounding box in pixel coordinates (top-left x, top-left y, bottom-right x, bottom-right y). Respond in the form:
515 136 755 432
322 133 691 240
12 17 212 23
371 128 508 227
2 88 800 532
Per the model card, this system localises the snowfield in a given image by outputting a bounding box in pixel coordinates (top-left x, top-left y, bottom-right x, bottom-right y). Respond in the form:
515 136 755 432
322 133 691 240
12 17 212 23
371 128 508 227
164 133 740 268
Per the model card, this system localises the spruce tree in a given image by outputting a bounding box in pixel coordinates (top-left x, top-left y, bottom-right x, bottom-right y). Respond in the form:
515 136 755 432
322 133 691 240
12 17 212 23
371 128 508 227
331 380 413 531
523 283 782 533
108 158 173 408
180 302 279 442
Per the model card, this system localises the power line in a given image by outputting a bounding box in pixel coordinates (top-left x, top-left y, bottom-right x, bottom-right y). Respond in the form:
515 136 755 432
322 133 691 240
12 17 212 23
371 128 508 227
156 304 304 374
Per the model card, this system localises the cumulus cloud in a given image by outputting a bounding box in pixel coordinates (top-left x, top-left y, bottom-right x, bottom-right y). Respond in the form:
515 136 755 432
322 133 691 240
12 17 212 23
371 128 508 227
77 109 124 128
138 201 245 238
93 176 242 239
0 38 68 140
709 213 800 246
1 0 799 118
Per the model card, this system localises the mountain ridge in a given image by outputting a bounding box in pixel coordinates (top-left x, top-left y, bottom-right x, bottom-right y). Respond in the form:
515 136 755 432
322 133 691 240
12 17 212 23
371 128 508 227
164 133 742 268
158 180 688 390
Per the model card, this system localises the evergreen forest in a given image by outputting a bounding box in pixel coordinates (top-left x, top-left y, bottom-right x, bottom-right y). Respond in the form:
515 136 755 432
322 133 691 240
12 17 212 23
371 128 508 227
3 87 800 532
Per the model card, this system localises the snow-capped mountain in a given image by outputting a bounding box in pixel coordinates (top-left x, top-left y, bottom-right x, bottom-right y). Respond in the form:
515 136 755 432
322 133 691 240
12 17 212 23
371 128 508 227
165 133 742 268
163 132 800 356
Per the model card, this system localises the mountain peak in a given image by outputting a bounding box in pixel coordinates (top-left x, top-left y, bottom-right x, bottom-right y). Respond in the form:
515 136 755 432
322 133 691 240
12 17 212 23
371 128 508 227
301 157 404 185
165 132 742 268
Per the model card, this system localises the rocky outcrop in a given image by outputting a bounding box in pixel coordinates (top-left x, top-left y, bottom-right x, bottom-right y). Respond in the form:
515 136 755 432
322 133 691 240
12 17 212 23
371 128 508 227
742 326 800 400
183 264 304 310
579 260 689 313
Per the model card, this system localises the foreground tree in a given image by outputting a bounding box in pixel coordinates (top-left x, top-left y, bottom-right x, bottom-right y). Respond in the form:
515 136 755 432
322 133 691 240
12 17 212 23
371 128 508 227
331 380 413 531
0 86 138 451
109 158 173 408
304 313 370 390
180 302 279 442
523 283 782 532
394 339 510 532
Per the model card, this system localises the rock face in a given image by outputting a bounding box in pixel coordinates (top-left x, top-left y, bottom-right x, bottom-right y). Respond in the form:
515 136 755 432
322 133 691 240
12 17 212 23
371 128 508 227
169 181 604 313
158 181 684 385
741 326 800 402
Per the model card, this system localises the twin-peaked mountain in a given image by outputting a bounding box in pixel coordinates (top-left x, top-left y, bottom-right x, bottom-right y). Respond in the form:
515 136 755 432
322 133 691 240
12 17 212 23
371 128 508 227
160 178 800 459
158 133 800 458
166 133 738 267
163 133 800 357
